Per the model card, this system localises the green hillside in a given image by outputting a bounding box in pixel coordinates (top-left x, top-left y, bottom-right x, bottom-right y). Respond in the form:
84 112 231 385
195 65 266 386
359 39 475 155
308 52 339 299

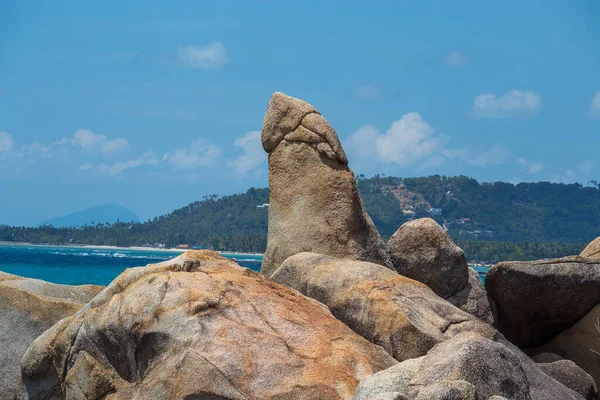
1 175 597 261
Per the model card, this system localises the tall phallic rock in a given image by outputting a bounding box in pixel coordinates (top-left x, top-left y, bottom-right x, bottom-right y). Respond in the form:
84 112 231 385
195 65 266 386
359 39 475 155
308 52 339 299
260 92 392 276
19 251 396 400
0 271 103 400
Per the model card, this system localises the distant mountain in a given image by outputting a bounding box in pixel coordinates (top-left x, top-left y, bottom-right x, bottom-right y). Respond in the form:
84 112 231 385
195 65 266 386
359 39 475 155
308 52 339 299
40 204 140 228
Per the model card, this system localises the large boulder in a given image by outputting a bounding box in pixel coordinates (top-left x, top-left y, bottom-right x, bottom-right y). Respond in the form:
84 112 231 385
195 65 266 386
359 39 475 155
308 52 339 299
485 256 600 347
537 360 597 400
447 267 496 325
387 218 468 299
271 252 495 362
0 271 103 400
18 251 396 400
352 332 586 400
260 92 392 276
529 303 600 393
581 237 600 258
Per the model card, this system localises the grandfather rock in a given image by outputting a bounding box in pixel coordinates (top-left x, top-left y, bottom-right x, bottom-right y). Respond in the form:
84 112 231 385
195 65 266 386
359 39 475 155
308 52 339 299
530 303 600 394
271 252 495 362
353 332 585 400
581 237 600 258
388 218 468 299
538 360 597 400
485 256 600 347
448 267 496 325
19 251 396 400
260 92 392 276
0 271 103 400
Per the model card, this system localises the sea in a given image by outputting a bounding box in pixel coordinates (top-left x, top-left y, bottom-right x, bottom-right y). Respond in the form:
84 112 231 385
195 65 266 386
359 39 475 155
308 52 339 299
0 243 489 286
0 243 262 286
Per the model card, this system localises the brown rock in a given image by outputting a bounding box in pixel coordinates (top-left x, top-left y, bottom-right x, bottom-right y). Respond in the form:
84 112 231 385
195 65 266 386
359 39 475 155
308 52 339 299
485 256 600 347
352 332 586 400
538 360 597 400
447 267 496 325
388 218 468 299
581 237 600 258
0 271 103 400
530 303 600 394
260 92 392 276
271 252 495 362
19 251 396 400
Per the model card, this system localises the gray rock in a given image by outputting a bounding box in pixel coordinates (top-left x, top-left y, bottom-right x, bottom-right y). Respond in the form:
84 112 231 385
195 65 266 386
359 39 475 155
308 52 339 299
448 267 496 325
353 332 585 400
529 303 600 394
18 251 396 400
538 360 597 400
0 271 103 400
388 218 468 299
271 252 496 362
485 256 600 347
531 352 564 363
260 92 392 276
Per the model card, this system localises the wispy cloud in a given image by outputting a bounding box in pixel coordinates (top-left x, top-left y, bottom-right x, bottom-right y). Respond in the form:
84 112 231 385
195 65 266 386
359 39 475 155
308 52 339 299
80 151 162 176
471 90 541 118
57 129 129 155
589 91 600 118
517 157 545 174
0 132 13 153
177 41 228 70
165 139 222 169
578 160 595 174
353 85 382 100
228 130 265 177
466 144 510 167
444 50 466 67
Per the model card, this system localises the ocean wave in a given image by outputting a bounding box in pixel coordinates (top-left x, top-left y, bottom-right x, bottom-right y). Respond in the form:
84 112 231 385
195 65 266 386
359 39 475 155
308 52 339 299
48 251 171 261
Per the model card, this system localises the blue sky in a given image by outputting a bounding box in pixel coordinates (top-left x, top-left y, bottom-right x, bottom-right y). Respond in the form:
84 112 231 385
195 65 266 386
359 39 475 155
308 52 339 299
1 0 599 225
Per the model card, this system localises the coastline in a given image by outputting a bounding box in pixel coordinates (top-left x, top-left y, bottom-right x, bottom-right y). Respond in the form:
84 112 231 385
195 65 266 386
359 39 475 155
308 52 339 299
0 241 264 258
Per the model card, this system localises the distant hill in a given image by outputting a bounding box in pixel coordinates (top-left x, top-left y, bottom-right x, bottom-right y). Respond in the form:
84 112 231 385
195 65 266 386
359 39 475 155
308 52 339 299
2 176 598 260
39 204 140 228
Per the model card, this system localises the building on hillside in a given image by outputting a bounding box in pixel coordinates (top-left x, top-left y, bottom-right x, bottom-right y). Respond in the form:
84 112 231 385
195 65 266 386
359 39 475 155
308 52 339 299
256 203 270 208
428 207 442 215
177 244 190 249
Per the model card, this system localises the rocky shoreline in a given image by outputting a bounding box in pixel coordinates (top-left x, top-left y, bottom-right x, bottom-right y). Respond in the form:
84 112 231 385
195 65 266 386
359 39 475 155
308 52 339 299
2 92 600 399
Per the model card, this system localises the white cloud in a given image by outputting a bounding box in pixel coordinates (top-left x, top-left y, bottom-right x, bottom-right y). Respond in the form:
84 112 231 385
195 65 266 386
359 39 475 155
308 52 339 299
467 144 510 167
517 157 545 174
0 132 13 153
348 113 449 168
80 151 161 176
177 41 228 70
165 139 221 169
353 85 381 100
589 91 600 117
229 130 265 177
578 160 595 174
472 90 542 118
444 50 466 67
57 129 129 155
552 169 576 184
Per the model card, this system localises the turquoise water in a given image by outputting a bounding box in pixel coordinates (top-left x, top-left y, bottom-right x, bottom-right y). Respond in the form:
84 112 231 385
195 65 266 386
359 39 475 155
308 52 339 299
0 244 262 286
472 266 489 284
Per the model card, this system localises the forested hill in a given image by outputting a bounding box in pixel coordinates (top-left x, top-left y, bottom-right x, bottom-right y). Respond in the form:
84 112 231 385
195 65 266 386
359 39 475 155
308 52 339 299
1 175 598 260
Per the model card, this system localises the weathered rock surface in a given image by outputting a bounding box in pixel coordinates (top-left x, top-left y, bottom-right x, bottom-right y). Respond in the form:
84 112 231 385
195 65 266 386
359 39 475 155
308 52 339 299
388 218 468 299
537 360 597 400
18 251 396 400
485 256 600 347
352 332 586 400
0 271 103 400
529 303 600 394
448 267 496 325
260 92 392 276
271 252 495 362
581 237 600 258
